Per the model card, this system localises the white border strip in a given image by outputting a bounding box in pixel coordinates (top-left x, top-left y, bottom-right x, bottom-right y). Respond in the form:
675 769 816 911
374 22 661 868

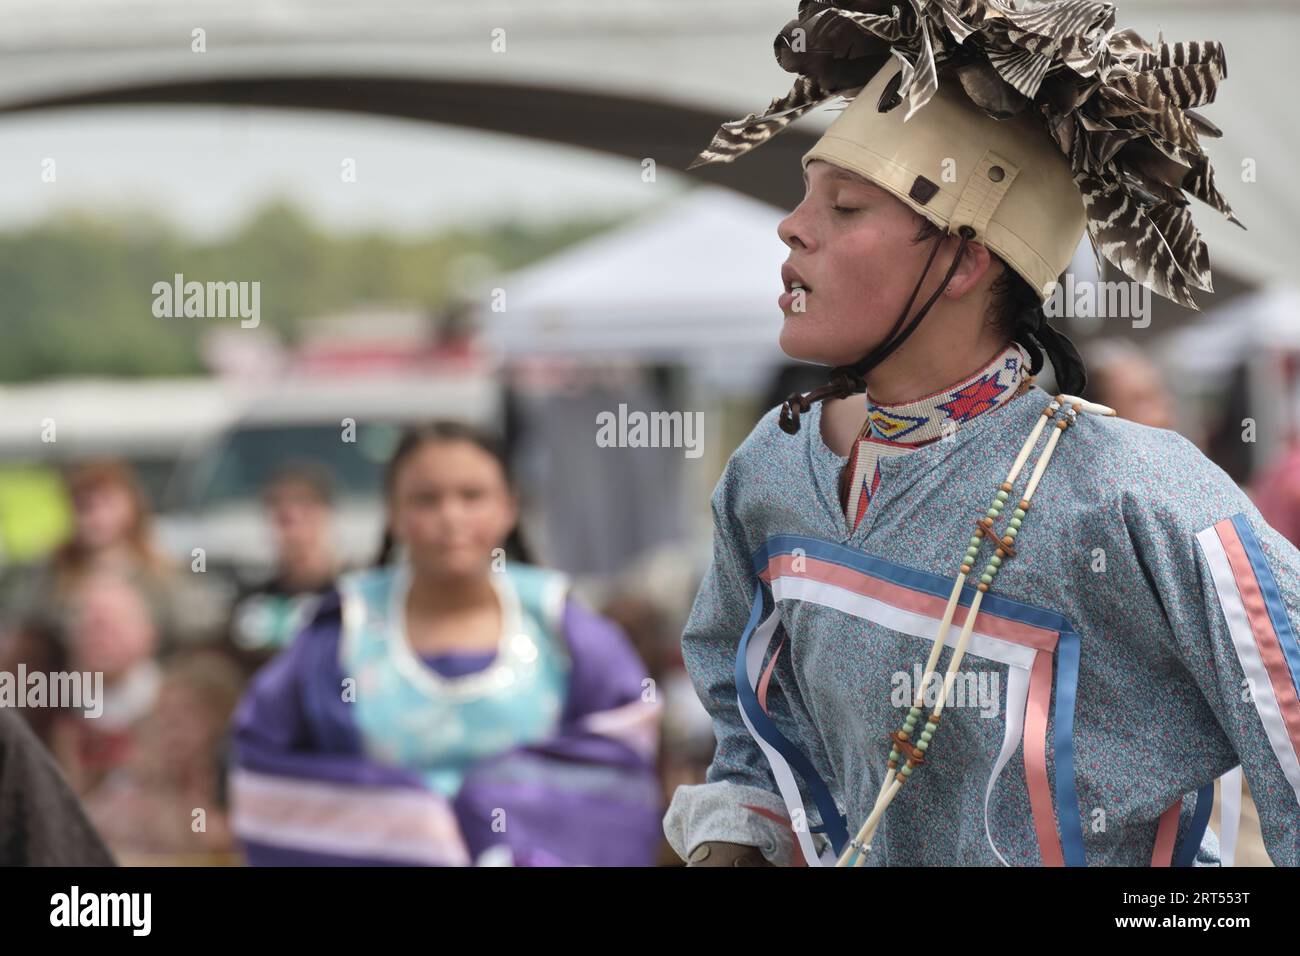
230 767 471 866
1196 526 1300 806
1219 765 1243 867
770 575 1038 670
582 699 662 762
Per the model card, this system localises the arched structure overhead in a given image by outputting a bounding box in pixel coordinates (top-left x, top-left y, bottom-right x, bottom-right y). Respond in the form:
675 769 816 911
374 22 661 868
0 0 816 208
0 74 817 211
0 0 1290 297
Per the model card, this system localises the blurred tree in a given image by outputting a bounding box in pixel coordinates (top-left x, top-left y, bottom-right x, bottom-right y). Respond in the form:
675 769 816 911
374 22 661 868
0 200 621 382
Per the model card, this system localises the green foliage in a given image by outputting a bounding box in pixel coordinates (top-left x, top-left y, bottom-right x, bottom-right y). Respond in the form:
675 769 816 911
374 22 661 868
0 200 620 382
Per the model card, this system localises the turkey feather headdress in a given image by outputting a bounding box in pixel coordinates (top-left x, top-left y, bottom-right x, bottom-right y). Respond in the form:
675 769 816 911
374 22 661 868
690 0 1240 310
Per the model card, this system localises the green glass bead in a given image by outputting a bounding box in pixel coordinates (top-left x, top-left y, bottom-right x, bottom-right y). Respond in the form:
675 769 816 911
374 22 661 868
969 535 981 547
919 730 933 742
924 722 937 733
1005 526 1018 538
915 740 929 751
1013 508 1026 518
888 749 899 762
986 508 998 518
995 490 1008 501
1009 517 1022 529
900 765 913 776
990 555 1002 567
980 573 993 584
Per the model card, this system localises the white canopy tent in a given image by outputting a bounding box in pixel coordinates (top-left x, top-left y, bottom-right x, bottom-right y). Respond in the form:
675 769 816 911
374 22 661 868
482 186 789 393
1159 286 1300 378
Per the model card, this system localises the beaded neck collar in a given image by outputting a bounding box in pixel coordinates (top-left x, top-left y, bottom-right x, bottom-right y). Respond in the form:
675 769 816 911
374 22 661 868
841 341 1032 528
865 342 1031 446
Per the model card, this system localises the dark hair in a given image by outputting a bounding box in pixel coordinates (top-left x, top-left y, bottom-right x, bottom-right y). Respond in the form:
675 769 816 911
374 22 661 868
261 460 336 508
911 217 1038 341
907 216 1090 391
372 420 532 567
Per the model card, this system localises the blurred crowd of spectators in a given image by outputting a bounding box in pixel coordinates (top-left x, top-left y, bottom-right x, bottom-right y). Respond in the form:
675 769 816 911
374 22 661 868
0 453 713 865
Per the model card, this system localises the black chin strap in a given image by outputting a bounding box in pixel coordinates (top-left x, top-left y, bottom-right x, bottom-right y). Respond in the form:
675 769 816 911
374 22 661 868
779 225 976 435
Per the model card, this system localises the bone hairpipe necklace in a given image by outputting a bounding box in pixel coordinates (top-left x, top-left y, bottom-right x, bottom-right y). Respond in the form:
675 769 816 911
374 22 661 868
838 387 1115 867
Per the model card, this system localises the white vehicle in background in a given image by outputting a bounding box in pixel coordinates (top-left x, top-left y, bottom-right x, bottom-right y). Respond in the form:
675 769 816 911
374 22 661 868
0 377 239 569
156 372 501 580
0 377 239 509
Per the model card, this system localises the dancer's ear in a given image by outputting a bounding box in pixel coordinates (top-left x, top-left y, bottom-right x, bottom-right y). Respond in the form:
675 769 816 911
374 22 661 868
940 236 995 300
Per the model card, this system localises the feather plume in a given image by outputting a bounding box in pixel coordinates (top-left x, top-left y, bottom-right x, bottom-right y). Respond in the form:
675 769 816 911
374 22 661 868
689 0 1241 309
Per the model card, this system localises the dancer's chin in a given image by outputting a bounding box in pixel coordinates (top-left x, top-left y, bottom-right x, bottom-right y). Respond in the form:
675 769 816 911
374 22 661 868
778 321 831 365
780 319 884 368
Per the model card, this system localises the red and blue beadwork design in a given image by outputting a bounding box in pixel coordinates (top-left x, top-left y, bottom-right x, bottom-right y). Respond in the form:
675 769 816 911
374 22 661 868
844 344 1029 530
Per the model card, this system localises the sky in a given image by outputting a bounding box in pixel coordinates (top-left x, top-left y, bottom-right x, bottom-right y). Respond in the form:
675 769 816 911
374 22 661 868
0 104 690 239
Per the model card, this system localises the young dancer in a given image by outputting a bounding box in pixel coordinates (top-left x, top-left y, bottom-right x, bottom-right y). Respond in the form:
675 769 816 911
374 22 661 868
666 1 1300 866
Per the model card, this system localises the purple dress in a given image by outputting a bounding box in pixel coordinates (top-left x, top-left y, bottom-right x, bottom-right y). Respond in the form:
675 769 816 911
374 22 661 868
229 585 663 867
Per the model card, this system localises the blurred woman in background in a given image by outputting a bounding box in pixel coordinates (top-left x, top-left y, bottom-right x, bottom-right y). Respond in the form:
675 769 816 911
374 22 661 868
1080 338 1179 432
9 461 169 641
229 420 663 866
5 458 221 659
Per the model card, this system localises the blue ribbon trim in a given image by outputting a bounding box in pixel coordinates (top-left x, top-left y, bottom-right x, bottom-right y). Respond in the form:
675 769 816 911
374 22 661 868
749 533 1087 866
734 580 850 857
1175 782 1217 867
1231 513 1300 697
